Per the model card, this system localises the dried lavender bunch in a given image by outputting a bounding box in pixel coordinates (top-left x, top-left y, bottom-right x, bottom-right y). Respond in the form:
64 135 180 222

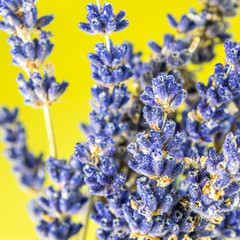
1 0 240 239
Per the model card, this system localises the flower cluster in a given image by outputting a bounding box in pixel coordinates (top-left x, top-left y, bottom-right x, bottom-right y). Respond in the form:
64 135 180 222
127 129 186 185
7 32 53 72
122 74 192 239
35 156 87 240
74 135 125 195
138 34 198 90
0 0 53 33
0 0 53 72
76 1 140 238
136 0 240 98
140 73 188 113
167 0 240 63
0 0 73 239
185 39 240 143
122 177 200 239
0 107 45 191
16 72 68 107
79 2 129 36
88 41 133 85
0 0 68 104
187 131 240 222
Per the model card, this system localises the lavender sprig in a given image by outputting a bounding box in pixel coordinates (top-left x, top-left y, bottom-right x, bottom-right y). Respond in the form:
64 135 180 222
35 156 87 240
0 107 45 191
137 0 240 106
76 1 137 238
185 39 240 144
0 0 69 157
0 1 85 239
79 2 129 36
124 75 190 239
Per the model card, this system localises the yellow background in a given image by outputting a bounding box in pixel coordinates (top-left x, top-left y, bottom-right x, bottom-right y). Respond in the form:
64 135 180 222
0 0 239 239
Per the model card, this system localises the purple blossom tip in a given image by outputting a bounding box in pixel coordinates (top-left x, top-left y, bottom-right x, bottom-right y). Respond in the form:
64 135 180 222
79 2 129 36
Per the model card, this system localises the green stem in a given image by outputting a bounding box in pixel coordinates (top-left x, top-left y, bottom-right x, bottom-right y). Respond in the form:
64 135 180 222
43 104 57 158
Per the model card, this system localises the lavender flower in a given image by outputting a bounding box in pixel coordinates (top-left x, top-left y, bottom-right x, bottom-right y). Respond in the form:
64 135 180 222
46 157 85 189
74 135 126 195
167 14 196 33
0 0 68 103
91 201 128 233
16 72 68 107
196 63 240 106
79 2 129 36
91 84 129 114
185 40 240 143
140 73 187 113
0 107 45 191
122 177 200 239
0 0 55 75
185 131 240 224
76 1 141 238
0 106 18 124
0 1 73 239
148 34 196 69
0 0 54 34
88 111 128 137
127 129 186 185
167 0 240 63
126 73 187 186
36 217 82 240
7 32 53 73
88 41 133 85
33 155 87 240
224 39 240 65
38 186 87 218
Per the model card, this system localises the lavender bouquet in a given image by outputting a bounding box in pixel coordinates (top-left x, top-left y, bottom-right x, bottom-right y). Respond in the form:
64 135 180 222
1 0 240 239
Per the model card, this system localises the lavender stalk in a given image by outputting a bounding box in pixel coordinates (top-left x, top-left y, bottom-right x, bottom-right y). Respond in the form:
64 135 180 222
43 103 57 158
0 1 87 240
0 0 68 157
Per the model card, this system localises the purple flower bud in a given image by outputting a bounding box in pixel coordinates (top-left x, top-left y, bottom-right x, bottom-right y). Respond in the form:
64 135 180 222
79 2 129 36
224 39 240 65
35 14 54 28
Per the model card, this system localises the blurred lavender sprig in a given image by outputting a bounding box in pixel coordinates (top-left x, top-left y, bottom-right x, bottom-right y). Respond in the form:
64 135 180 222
138 0 240 96
0 107 45 191
0 0 69 158
0 1 85 240
185 39 240 144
